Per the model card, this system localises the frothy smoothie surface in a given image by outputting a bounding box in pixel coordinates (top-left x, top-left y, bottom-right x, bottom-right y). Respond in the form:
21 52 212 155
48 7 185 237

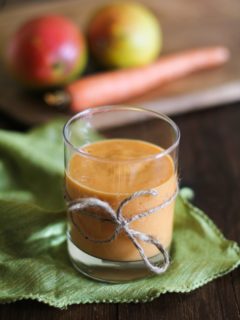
67 139 174 194
66 139 177 261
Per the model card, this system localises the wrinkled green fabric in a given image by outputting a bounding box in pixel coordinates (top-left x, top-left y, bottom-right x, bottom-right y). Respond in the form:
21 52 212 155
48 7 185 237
0 119 239 308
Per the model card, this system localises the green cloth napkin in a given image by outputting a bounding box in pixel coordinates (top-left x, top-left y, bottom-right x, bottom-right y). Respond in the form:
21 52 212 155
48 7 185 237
0 119 239 308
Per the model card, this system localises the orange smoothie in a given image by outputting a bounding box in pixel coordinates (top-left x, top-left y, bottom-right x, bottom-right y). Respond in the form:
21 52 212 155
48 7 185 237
66 139 177 261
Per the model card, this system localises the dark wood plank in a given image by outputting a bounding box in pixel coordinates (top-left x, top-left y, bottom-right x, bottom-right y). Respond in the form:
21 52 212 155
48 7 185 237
118 275 240 320
0 110 27 131
0 300 117 320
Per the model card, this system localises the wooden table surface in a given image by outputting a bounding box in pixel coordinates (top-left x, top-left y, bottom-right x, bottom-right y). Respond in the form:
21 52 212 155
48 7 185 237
0 0 239 319
0 102 239 320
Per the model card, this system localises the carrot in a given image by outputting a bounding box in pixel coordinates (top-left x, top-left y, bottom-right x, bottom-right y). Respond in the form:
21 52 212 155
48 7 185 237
45 46 229 112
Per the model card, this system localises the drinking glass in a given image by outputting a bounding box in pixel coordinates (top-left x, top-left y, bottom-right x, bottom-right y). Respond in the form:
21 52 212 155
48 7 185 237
63 105 180 283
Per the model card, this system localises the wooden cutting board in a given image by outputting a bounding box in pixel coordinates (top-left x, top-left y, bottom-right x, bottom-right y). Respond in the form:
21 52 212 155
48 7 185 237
0 0 240 125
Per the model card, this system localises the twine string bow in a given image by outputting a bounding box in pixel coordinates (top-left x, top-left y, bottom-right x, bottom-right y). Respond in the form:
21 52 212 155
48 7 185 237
67 187 178 274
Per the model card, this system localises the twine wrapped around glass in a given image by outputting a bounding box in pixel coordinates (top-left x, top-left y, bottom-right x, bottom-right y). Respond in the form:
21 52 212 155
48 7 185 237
63 105 180 283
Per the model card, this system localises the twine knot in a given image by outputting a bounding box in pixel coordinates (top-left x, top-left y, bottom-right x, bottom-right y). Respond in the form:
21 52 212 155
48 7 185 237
67 187 178 274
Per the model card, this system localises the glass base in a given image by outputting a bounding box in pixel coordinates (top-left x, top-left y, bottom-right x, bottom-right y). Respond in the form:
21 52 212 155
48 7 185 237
67 235 168 283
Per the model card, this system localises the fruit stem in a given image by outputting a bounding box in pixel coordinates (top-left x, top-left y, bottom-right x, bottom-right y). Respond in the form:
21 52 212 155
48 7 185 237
44 91 71 108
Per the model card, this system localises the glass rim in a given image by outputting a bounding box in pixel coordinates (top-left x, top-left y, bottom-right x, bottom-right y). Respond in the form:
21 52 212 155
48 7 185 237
63 105 180 163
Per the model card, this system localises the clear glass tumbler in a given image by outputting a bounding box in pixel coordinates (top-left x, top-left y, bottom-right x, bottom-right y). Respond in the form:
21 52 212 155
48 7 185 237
63 105 180 283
